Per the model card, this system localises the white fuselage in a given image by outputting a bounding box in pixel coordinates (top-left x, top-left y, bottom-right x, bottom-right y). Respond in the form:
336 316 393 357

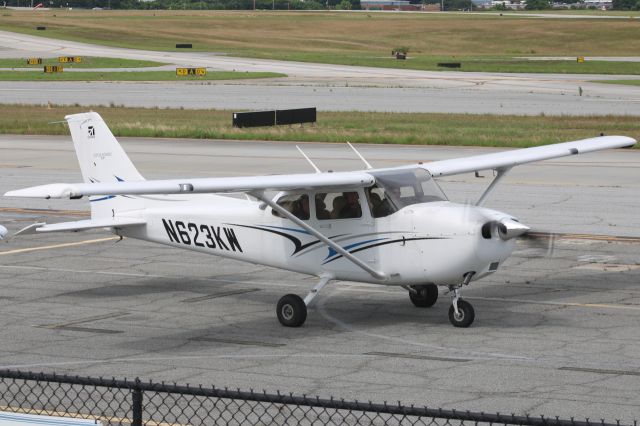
119 192 516 287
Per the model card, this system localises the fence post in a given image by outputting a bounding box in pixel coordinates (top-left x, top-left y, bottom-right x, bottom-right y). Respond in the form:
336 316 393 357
132 377 143 426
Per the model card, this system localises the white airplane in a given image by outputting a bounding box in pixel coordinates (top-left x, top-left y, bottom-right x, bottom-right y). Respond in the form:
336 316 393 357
3 112 636 328
0 225 7 240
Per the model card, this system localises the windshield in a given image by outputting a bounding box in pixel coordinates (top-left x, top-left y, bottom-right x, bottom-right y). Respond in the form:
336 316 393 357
367 168 447 218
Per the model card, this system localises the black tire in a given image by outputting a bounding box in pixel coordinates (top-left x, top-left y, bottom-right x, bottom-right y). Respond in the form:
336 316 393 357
277 294 307 327
448 299 475 328
409 284 438 308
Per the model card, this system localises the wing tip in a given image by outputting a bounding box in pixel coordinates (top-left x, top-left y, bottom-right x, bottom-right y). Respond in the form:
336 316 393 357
4 184 76 199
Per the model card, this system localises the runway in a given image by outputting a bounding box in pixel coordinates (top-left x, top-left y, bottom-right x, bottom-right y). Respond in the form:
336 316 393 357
1 30 640 114
0 135 639 421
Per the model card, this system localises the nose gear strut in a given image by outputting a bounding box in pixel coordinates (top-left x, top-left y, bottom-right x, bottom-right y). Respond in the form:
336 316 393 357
447 272 475 328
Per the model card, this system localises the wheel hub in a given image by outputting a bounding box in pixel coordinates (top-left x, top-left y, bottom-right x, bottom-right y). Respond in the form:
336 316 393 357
282 304 294 321
454 310 465 322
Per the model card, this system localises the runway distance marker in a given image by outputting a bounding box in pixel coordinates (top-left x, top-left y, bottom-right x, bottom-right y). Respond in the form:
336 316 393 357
58 56 82 63
176 67 206 76
43 65 63 73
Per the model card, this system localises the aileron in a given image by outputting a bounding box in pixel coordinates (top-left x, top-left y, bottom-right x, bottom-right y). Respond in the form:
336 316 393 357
422 136 636 177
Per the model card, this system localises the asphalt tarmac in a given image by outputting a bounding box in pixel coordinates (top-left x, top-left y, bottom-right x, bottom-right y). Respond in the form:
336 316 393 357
0 135 639 422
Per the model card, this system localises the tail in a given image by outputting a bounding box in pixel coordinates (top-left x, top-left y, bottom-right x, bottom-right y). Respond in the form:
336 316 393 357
65 112 145 219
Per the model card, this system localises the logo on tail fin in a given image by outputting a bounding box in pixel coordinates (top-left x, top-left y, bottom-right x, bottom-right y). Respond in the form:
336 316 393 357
88 126 95 138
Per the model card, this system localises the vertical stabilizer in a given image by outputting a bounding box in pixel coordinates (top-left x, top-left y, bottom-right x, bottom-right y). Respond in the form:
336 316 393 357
65 112 145 218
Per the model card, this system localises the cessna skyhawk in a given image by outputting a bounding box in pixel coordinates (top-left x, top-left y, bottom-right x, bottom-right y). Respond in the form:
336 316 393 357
4 112 636 327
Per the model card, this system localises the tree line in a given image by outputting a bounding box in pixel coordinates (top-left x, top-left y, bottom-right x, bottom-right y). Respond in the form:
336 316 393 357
4 0 636 11
4 0 359 9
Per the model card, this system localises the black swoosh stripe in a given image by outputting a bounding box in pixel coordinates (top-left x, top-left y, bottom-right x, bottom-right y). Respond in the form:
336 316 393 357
228 224 343 256
293 233 348 257
229 224 303 255
323 237 447 265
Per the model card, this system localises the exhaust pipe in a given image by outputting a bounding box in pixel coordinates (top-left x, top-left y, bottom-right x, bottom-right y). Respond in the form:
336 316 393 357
497 218 530 240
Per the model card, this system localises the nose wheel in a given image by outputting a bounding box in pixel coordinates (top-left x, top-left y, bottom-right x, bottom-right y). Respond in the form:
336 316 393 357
448 298 475 327
447 273 475 327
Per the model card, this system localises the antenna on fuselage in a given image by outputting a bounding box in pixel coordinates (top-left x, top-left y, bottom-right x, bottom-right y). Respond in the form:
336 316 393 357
346 141 373 170
296 145 322 173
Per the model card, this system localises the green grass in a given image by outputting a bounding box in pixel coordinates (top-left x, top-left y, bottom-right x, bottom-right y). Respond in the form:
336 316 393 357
2 11 640 74
0 56 167 69
594 79 640 86
234 54 640 75
0 104 637 149
480 9 640 16
0 70 285 81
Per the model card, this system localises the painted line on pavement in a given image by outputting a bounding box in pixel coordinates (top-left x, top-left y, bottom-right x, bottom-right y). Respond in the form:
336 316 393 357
0 237 118 256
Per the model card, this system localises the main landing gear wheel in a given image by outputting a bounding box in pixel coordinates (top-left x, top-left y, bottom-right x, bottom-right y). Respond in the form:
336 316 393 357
448 299 475 328
409 284 438 308
277 294 307 327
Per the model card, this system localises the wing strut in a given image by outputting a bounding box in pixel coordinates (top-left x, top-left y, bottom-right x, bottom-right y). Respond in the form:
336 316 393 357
476 167 511 207
347 142 373 170
250 191 387 281
296 146 322 173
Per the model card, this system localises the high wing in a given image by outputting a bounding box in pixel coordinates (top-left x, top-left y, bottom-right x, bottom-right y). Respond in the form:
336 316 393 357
5 172 376 199
4 136 635 200
419 136 636 177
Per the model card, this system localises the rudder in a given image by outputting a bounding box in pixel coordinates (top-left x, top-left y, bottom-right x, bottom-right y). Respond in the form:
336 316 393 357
65 112 145 218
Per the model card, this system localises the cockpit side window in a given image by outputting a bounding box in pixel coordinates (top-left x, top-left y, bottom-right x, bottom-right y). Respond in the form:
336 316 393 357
366 185 398 218
316 191 362 220
272 194 310 220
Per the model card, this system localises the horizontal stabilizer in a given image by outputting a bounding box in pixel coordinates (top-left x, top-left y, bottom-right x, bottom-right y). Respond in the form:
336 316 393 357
26 217 146 234
11 222 46 238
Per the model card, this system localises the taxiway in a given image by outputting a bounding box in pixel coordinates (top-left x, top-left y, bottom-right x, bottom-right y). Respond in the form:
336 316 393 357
1 30 640 114
0 136 639 421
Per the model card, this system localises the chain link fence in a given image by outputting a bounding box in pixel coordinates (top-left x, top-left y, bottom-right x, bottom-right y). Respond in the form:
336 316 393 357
0 370 634 426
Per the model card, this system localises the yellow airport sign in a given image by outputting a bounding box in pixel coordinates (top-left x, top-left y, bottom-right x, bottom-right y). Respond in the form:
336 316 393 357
44 65 63 73
58 56 82 63
577 56 585 63
26 58 42 65
176 67 207 76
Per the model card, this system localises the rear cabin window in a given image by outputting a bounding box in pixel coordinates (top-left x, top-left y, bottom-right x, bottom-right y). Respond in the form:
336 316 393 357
272 194 310 220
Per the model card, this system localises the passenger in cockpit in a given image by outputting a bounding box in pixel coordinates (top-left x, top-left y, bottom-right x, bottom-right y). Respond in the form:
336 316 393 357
339 192 361 219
